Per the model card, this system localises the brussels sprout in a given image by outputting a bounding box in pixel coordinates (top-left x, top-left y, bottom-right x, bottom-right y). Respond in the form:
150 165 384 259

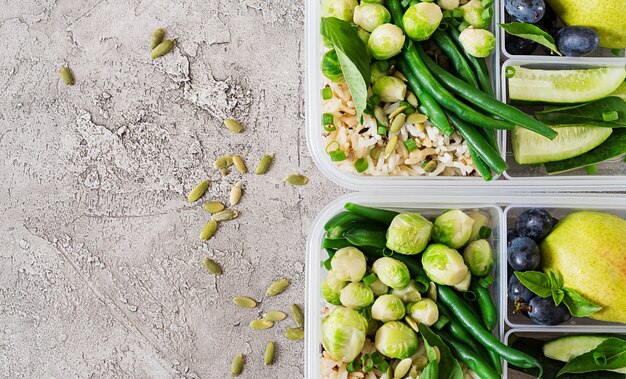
406 298 439 327
375 321 419 359
322 0 358 22
353 3 391 32
373 76 407 102
386 213 433 255
357 27 371 47
369 277 389 296
459 28 496 58
322 306 368 362
322 270 347 305
432 209 475 249
322 50 344 83
368 24 405 60
463 239 494 276
362 0 385 3
453 270 472 292
391 279 422 303
438 0 459 11
331 246 367 282
339 282 375 310
371 294 406 322
421 243 469 286
370 60 391 84
402 2 443 41
468 212 489 242
461 0 489 29
372 257 411 289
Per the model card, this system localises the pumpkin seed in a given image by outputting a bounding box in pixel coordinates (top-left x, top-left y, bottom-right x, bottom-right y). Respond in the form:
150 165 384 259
265 278 289 297
407 113 428 124
229 182 242 206
285 328 304 340
232 156 248 174
250 318 274 330
151 39 174 59
423 160 438 173
404 315 419 333
384 135 398 159
59 66 74 85
389 113 406 133
220 168 228 176
231 353 244 376
256 154 274 174
291 304 304 328
211 209 239 222
214 155 234 170
264 341 275 365
285 174 308 186
264 310 287 321
393 70 407 82
202 257 222 275
203 202 225 213
200 220 218 240
233 296 256 308
150 28 165 49
406 91 419 107
187 179 209 202
413 356 428 370
374 106 388 127
409 366 419 379
389 106 407 121
394 358 412 379
224 118 243 133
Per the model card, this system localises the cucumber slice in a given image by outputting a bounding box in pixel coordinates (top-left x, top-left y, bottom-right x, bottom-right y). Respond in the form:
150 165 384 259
512 125 613 164
611 81 626 101
544 335 609 363
509 66 626 103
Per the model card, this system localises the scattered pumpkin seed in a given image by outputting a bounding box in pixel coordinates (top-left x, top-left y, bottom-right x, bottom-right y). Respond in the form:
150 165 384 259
393 70 407 82
59 66 74 85
389 113 406 133
413 356 428 370
220 168 228 176
409 366 419 379
406 91 419 107
200 220 218 240
224 118 243 133
150 28 165 49
214 155 234 170
229 182 242 206
231 353 244 376
285 174 308 186
423 160 438 173
394 358 412 379
265 278 289 297
291 304 304 328
187 179 209 202
285 328 304 340
211 209 239 222
250 318 274 330
404 315 419 333
151 39 174 59
233 296 257 308
203 201 225 213
256 154 274 174
407 113 428 124
232 156 248 174
374 106 388 127
384 135 398 159
389 106 407 121
264 310 287 321
264 341 275 366
202 257 222 275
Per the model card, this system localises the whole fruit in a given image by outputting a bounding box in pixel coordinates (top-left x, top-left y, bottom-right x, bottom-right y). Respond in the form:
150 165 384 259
505 35 538 55
507 236 540 271
508 274 535 304
515 208 553 241
505 0 545 23
555 26 599 56
527 297 571 325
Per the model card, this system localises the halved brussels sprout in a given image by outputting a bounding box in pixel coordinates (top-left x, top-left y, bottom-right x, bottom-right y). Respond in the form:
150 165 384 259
331 246 367 282
373 76 407 102
353 3 391 32
375 321 419 359
453 270 472 292
459 28 496 58
370 60 391 84
402 2 443 41
371 294 406 322
406 298 439 327
322 0 358 22
372 257 411 289
339 282 375 310
421 243 469 286
368 24 405 60
322 306 368 362
361 0 385 3
322 49 344 83
391 279 422 303
432 209 475 249
461 0 489 29
322 270 347 305
463 239 494 276
369 277 390 296
468 212 489 242
386 213 433 255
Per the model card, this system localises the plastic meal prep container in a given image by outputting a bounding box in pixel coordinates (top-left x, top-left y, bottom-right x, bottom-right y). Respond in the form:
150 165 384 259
305 193 626 378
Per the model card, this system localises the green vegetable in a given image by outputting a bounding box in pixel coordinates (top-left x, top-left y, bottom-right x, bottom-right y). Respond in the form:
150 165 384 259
385 213 433 255
344 226 387 249
339 282 375 310
544 335 617 365
322 86 333 100
322 270 347 304
432 209 475 249
372 76 407 102
406 298 439 327
458 28 495 57
431 29 479 88
469 146 494 181
439 330 500 379
391 279 422 303
368 24 405 60
499 22 561 55
535 97 626 128
468 213 489 242
461 0 489 29
321 0 358 21
321 306 368 362
368 275 390 296
372 257 411 289
421 243 469 286
371 294 406 322
446 23 494 96
418 323 465 379
331 246 368 282
463 239 493 276
452 271 472 292
353 3 391 32
402 2 443 41
558 337 626 376
344 202 398 224
369 60 391 84
321 50 344 82
324 211 369 232
471 279 497 330
358 246 430 292
375 321 419 359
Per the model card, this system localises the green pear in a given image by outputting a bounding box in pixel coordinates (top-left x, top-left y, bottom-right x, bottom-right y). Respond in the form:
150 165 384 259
540 211 626 324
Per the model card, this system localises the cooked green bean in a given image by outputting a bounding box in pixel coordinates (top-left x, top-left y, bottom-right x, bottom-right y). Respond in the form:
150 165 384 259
447 27 494 97
431 30 479 89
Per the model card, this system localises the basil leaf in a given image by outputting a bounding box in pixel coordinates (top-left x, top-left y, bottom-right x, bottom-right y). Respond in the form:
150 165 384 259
552 288 564 306
419 324 464 379
514 271 552 298
335 48 368 120
558 337 626 376
562 287 603 317
536 96 626 128
545 268 564 290
420 359 439 379
499 22 561 56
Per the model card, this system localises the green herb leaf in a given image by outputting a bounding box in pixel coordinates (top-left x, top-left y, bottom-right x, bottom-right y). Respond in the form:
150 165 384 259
545 268 564 290
420 359 440 379
419 324 464 379
499 22 561 56
558 337 626 376
562 287 603 317
335 48 368 120
514 271 552 298
552 288 564 306
535 96 626 128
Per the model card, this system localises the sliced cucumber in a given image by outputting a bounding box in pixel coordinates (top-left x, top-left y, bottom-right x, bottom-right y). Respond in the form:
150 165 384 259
509 66 626 103
544 335 609 363
512 125 613 164
611 81 626 101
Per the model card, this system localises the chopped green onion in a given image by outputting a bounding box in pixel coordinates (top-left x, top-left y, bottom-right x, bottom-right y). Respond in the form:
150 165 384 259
611 48 624 57
370 147 381 160
377 125 388 135
458 21 470 32
479 276 494 288
370 352 383 365
322 113 334 126
327 226 344 239
321 87 332 100
323 125 336 132
359 307 372 322
505 66 516 78
354 157 369 173
452 8 464 18
361 354 374 372
479 226 492 239
442 10 453 19
346 359 361 372
329 149 347 162
363 273 378 286
326 141 340 153
323 257 332 270
399 101 415 114
586 164 598 175
437 22 449 31
481 0 494 7
433 314 450 330
602 111 619 122
404 139 418 152
463 291 477 302
377 360 389 373
481 7 492 19
382 248 394 257
369 95 380 106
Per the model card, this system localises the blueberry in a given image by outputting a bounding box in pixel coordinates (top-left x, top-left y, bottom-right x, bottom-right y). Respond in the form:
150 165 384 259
507 228 519 245
515 208 554 240
507 236 540 271
505 35 538 55
555 26 599 57
528 297 571 325
505 0 545 24
508 274 535 304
